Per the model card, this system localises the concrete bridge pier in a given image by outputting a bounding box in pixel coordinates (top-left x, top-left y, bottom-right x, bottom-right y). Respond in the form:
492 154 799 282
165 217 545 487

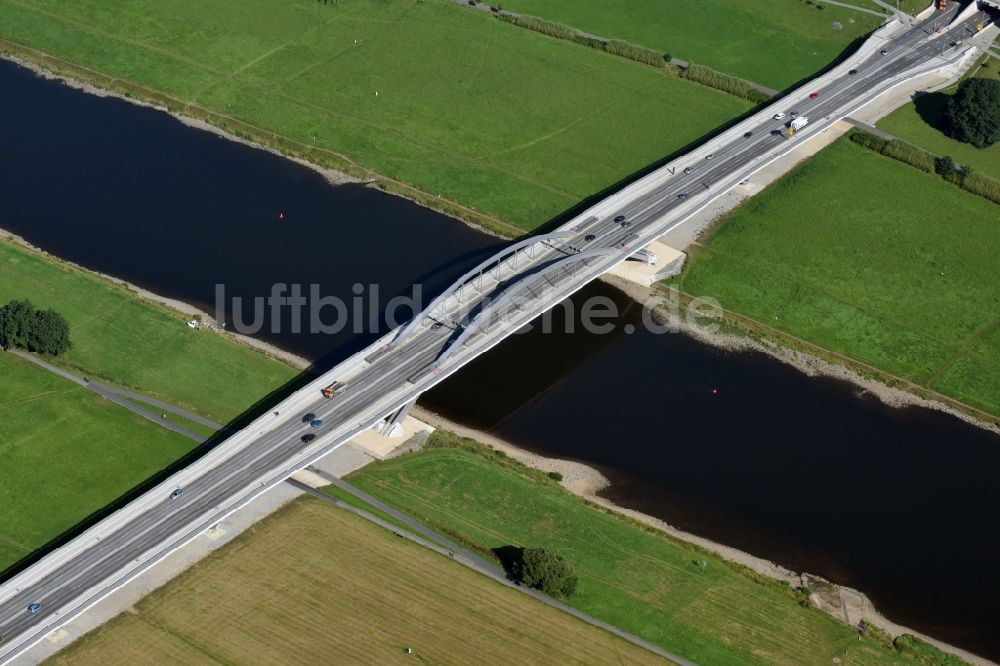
378 397 418 437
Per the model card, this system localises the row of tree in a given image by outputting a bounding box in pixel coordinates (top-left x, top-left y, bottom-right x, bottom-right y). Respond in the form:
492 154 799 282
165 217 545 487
0 299 72 355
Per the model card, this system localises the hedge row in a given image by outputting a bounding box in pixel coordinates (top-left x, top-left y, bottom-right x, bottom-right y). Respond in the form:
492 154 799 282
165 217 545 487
847 130 934 173
681 63 773 104
850 129 1000 205
498 12 669 69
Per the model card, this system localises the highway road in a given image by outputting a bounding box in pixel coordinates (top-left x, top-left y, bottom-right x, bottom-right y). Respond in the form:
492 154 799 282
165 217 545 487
0 4 993 662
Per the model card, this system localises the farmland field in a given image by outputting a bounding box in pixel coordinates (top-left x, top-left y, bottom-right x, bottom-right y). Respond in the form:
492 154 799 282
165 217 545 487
493 0 885 90
0 0 749 231
47 498 668 666
0 353 197 572
671 138 1000 416
337 430 946 665
0 238 296 424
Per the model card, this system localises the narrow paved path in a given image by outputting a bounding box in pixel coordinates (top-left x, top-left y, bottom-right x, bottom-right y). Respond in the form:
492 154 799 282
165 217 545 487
7 350 217 442
291 474 692 665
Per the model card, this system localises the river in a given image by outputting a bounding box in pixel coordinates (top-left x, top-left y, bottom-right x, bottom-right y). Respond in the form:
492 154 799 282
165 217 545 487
2 58 998 659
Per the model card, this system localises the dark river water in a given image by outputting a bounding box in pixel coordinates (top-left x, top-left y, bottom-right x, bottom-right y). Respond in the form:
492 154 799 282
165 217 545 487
2 58 999 659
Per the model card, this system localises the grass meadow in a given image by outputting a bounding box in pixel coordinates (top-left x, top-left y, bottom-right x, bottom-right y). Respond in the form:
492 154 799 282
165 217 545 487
338 431 953 665
0 0 750 231
0 239 297 424
46 498 667 666
491 0 883 90
879 57 1000 181
671 138 1000 416
0 353 197 572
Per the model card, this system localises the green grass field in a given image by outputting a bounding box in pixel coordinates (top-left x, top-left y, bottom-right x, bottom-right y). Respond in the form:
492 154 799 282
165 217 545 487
671 138 1000 416
494 0 884 90
0 239 296 423
340 431 953 665
0 0 750 231
0 353 197 572
879 57 1000 181
48 498 668 666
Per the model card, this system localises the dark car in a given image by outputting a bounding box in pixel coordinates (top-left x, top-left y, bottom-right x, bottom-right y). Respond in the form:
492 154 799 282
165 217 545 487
705 153 714 160
169 488 184 500
880 49 888 56
771 129 782 136
677 193 689 200
302 412 316 423
849 69 858 75
584 234 596 242
301 433 316 443
431 321 443 331
683 166 694 175
743 131 753 139
809 92 820 100
27 603 41 615
613 214 626 223
310 419 323 428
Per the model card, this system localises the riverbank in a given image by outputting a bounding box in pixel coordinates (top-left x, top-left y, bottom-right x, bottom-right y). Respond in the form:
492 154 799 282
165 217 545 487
0 228 312 373
411 404 989 665
0 50 518 240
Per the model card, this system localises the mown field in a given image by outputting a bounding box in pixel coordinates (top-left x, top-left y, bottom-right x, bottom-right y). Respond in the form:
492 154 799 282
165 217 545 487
879 57 1000 181
47 498 667 666
671 138 1000 416
0 239 296 423
0 0 749 231
338 431 948 665
0 353 196 572
493 0 884 90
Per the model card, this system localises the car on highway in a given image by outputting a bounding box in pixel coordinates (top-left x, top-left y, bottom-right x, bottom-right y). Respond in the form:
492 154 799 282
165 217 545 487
613 214 626 223
849 69 858 75
705 153 714 160
880 49 888 56
301 433 316 443
169 488 184 500
431 321 443 331
619 219 632 227
584 234 596 242
790 110 799 118
27 603 42 615
743 131 753 139
809 92 820 100
310 418 323 428
683 166 693 174
302 413 316 423
773 112 785 120
770 129 782 136
677 193 689 200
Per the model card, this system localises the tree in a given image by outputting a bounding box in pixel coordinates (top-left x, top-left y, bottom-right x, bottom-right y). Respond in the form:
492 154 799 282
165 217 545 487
0 299 71 355
26 308 72 355
945 78 1000 149
0 299 35 350
518 548 578 598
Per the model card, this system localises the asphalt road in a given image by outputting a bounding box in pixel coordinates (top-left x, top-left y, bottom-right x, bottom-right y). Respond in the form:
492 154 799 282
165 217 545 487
0 5 991 661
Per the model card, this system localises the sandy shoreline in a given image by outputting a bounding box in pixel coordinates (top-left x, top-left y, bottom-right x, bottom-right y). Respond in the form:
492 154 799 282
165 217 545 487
2 48 993 664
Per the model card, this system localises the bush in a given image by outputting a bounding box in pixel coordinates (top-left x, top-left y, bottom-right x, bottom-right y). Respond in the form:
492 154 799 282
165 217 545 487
959 169 1000 205
602 40 668 68
681 62 772 104
934 155 959 179
946 78 1000 149
880 139 935 173
0 299 72 355
518 547 578 597
546 471 563 482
